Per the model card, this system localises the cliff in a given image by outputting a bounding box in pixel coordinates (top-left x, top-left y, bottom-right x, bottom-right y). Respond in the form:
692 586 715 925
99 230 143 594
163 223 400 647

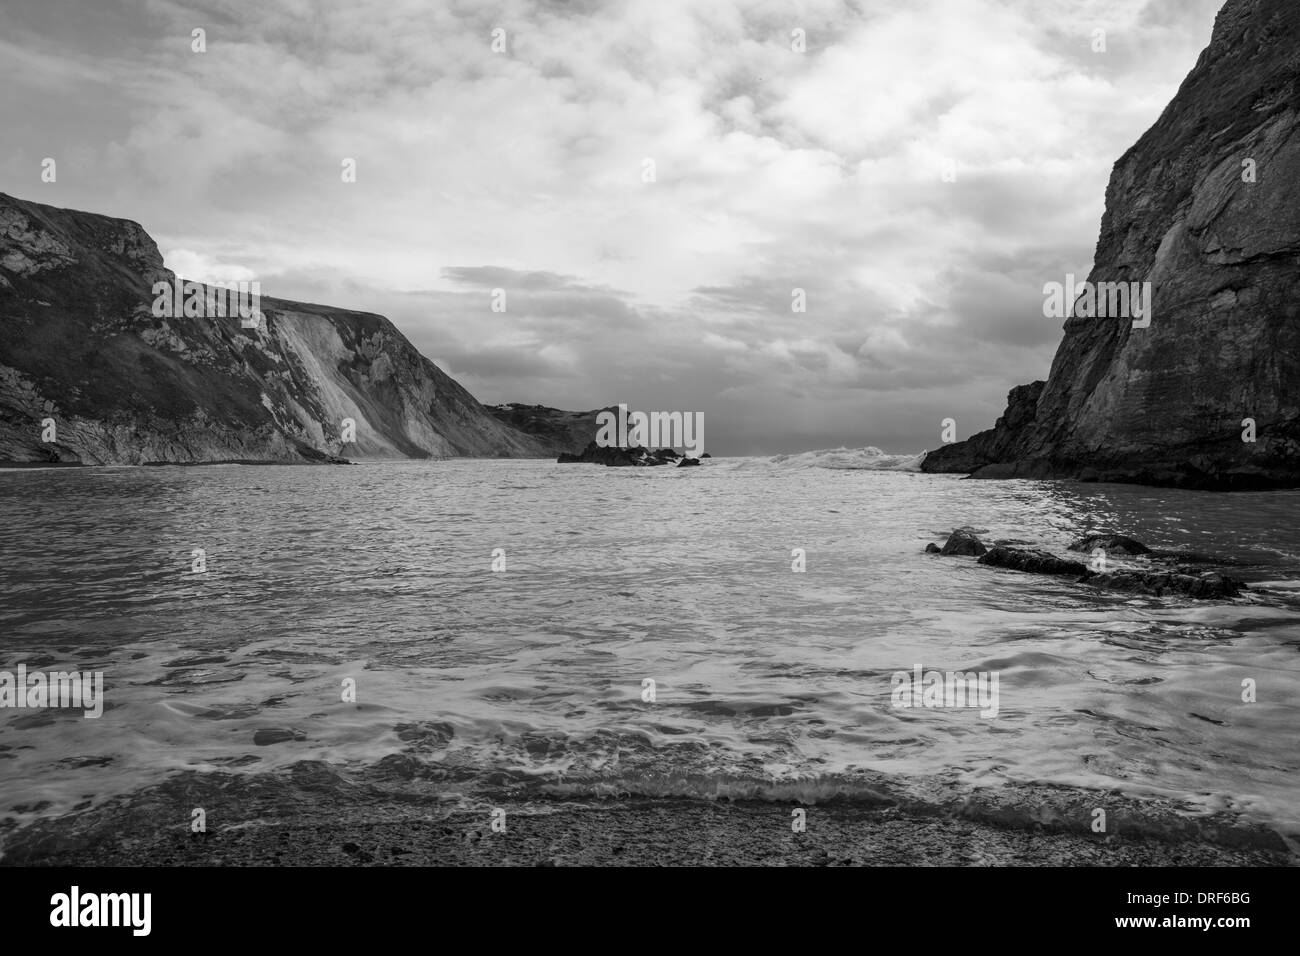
923 0 1300 490
0 192 549 464
485 402 609 456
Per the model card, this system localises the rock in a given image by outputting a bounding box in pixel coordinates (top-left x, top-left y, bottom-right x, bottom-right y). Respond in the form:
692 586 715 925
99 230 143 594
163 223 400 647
921 0 1300 490
939 528 988 556
253 728 306 746
556 440 640 466
677 456 701 467
701 453 712 458
373 753 420 780
923 382 1045 478
1084 570 1247 600
924 543 942 553
0 192 555 465
978 546 1088 576
558 441 695 468
1068 534 1150 555
488 403 614 457
340 842 374 862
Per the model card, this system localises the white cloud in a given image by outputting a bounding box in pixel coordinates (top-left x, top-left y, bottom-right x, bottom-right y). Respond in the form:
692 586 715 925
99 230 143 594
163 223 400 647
0 0 1226 453
162 249 259 284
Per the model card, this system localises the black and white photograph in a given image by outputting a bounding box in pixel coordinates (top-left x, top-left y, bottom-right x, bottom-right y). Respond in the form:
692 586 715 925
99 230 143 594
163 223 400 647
0 0 1295 929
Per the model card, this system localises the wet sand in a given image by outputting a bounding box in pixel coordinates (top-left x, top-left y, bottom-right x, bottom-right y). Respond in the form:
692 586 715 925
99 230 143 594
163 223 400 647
2 767 1291 866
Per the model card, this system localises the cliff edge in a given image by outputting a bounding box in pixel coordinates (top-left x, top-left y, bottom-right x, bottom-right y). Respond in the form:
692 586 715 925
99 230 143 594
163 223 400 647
923 0 1300 489
0 192 550 464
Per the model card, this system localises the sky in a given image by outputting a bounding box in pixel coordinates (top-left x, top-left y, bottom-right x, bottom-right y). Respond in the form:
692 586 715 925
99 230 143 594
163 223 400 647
0 0 1225 455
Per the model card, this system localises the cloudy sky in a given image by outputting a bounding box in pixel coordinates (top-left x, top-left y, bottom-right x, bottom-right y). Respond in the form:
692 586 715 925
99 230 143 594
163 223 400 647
1 0 1224 455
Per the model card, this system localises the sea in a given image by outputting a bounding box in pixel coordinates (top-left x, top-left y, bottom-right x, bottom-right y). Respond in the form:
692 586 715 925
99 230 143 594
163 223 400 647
2 450 1298 854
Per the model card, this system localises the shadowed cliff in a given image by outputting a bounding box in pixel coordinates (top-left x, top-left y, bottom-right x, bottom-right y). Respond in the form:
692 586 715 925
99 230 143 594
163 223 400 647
924 0 1300 490
0 192 553 464
485 402 609 456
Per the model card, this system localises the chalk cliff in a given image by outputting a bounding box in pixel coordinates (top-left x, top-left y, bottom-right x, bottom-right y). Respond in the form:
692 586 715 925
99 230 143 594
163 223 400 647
0 192 550 464
924 0 1300 489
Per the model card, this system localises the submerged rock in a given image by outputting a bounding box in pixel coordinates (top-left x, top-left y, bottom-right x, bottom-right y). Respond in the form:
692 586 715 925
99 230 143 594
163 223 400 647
924 543 942 554
1068 534 1151 555
1152 550 1216 564
253 728 307 746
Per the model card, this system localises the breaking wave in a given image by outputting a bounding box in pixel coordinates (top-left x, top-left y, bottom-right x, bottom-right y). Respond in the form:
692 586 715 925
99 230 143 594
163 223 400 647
732 446 927 472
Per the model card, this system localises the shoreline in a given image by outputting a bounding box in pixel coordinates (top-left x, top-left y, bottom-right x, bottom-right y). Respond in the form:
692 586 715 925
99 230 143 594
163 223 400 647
6 800 1289 867
3 773 1292 866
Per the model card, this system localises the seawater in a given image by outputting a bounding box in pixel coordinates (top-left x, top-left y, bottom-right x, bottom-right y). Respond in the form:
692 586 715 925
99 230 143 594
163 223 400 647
1 453 1298 846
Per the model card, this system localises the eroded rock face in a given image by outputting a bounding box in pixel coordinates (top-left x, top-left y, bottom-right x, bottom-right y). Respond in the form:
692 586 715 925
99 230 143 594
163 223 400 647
0 192 550 464
924 0 1300 490
924 383 1044 477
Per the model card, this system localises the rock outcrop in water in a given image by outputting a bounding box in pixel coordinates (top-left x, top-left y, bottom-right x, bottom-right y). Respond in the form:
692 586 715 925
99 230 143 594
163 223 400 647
0 192 552 464
939 527 988 557
1085 569 1246 600
923 0 1300 490
978 546 1088 577
557 440 692 467
928 529 1249 599
489 404 701 462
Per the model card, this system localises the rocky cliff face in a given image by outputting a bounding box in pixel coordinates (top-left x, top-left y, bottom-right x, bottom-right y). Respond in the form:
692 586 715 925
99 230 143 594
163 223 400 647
0 192 550 464
485 402 609 456
924 0 1300 490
